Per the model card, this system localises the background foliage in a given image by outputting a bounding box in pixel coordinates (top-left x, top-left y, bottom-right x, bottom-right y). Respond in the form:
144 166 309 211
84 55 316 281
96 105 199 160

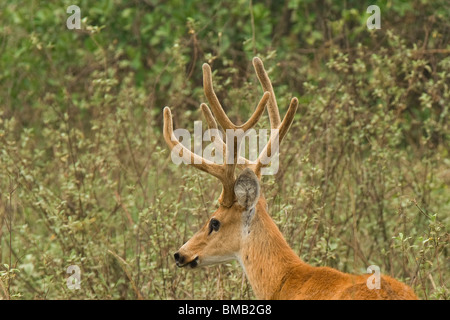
0 0 448 299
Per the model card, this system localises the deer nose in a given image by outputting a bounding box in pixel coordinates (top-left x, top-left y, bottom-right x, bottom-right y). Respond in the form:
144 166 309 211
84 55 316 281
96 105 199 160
174 252 185 265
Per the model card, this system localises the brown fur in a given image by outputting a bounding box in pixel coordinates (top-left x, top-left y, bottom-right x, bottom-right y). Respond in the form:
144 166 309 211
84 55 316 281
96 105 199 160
177 197 418 300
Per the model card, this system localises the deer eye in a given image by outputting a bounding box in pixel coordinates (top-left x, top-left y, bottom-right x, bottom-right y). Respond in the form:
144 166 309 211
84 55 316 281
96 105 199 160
209 218 220 234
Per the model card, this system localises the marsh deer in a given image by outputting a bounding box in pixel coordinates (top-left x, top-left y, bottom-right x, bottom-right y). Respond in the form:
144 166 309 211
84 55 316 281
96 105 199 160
163 57 418 300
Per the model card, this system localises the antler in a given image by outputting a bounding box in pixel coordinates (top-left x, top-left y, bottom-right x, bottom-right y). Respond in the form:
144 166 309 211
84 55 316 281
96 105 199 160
251 57 299 175
163 58 298 207
202 63 268 131
252 57 281 129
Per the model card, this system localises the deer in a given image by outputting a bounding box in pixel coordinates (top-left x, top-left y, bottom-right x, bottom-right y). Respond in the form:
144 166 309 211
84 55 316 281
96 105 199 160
162 57 418 300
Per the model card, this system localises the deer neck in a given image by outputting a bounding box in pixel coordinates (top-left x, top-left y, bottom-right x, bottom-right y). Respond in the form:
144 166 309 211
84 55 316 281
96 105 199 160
237 198 308 299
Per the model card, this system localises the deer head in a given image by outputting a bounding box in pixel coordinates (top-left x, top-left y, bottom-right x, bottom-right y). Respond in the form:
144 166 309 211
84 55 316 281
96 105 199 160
163 57 298 269
162 58 419 300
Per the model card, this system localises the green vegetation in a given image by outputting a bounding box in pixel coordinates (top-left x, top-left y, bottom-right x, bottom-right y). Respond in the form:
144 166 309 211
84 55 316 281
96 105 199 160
0 0 448 299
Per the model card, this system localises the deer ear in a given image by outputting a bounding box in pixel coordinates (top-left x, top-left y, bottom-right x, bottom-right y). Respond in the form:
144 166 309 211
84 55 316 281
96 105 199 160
234 168 260 210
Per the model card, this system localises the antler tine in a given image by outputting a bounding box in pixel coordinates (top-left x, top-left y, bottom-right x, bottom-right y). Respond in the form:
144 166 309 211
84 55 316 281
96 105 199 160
200 103 226 157
251 57 299 177
252 57 281 129
240 91 270 131
202 63 236 130
274 97 299 147
163 107 224 180
201 103 253 169
200 103 218 131
254 97 298 177
203 63 270 132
